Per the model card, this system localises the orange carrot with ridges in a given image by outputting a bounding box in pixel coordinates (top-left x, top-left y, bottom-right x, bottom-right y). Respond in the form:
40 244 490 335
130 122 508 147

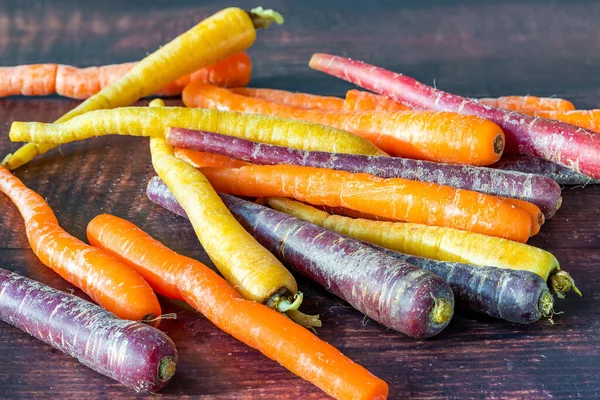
0 64 58 97
532 109 600 133
87 214 389 400
479 96 575 113
0 166 162 324
344 90 410 111
232 87 344 110
183 82 506 165
194 164 532 242
174 148 251 168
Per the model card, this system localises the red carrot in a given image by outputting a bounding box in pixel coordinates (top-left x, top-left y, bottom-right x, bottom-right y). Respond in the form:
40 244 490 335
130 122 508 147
309 53 600 178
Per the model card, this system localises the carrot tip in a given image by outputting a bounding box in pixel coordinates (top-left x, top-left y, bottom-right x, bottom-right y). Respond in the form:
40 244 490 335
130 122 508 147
549 270 581 298
286 309 323 330
430 296 453 326
493 134 505 155
0 153 10 167
539 291 555 319
158 356 177 382
249 7 284 28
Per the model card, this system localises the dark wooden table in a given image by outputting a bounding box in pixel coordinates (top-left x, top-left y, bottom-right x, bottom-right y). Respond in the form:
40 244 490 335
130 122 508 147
1 1 599 398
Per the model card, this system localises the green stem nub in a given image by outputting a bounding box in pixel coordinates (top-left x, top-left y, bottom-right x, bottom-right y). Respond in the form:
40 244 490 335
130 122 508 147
549 270 582 299
249 7 284 29
158 356 177 381
539 290 555 319
431 297 454 325
286 309 323 331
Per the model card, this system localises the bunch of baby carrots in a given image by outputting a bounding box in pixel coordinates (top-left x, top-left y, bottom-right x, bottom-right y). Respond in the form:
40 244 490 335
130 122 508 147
0 5 596 400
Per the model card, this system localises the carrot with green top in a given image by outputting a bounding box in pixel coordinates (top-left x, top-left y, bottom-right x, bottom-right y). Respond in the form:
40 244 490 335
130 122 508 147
2 7 282 170
0 166 162 323
86 214 388 400
232 87 345 110
183 82 505 165
266 197 578 298
180 163 533 241
9 106 385 156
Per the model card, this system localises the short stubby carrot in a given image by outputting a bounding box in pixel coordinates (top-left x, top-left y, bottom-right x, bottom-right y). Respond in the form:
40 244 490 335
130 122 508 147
184 82 505 165
174 148 251 168
232 87 345 110
343 90 411 111
0 167 162 324
87 214 389 400
478 96 575 114
2 7 281 170
9 106 385 156
532 109 600 133
194 164 533 242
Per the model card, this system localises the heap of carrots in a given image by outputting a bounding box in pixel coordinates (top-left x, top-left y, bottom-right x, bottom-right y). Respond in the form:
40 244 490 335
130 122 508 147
0 4 595 400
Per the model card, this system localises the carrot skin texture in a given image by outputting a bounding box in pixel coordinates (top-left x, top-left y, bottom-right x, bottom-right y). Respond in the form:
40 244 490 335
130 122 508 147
309 53 600 178
147 178 455 339
492 155 600 185
166 128 562 218
232 87 344 110
87 215 389 400
479 96 575 113
0 167 162 323
0 268 177 392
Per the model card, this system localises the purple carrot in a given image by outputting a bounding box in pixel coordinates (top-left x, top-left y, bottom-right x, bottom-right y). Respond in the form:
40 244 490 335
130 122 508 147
308 53 600 179
167 127 562 218
369 246 554 324
0 268 177 392
146 176 455 339
493 155 600 186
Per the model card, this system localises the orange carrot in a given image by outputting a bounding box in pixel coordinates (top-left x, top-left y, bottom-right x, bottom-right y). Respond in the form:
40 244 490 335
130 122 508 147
498 197 544 236
0 167 162 324
532 109 600 133
343 89 411 111
0 64 58 97
1 53 251 100
232 87 344 110
479 96 575 113
174 148 251 168
193 164 532 242
183 82 506 165
87 214 389 400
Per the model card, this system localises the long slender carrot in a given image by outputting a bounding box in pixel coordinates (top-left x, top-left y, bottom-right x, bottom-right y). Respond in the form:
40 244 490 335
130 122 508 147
479 96 575 113
184 82 505 165
48 52 253 100
531 109 600 133
186 163 532 241
0 166 162 323
0 64 58 97
232 87 345 110
2 7 281 171
309 53 600 178
174 148 251 168
86 214 388 400
344 90 411 111
9 106 385 156
266 197 578 298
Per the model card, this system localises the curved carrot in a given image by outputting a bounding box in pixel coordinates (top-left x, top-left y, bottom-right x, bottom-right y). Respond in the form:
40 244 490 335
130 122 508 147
174 148 251 168
532 109 600 133
479 96 575 113
184 82 505 165
9 106 385 157
192 164 532 242
87 214 388 400
0 166 162 324
344 90 410 111
232 87 344 110
0 64 58 97
2 7 281 170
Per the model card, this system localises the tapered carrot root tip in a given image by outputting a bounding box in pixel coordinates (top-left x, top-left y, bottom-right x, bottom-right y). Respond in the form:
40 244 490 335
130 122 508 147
431 296 453 325
494 135 505 155
158 356 177 382
549 271 582 298
248 7 284 28
538 291 555 320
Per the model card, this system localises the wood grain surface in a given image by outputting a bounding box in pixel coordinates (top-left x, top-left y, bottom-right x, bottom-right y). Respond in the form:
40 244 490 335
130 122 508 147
1 1 599 399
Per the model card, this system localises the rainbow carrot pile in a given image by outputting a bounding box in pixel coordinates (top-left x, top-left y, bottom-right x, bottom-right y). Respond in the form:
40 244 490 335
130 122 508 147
0 5 595 399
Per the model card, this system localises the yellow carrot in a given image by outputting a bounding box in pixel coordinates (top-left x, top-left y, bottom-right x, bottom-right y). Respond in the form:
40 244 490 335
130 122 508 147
9 106 385 156
266 197 579 298
2 7 282 170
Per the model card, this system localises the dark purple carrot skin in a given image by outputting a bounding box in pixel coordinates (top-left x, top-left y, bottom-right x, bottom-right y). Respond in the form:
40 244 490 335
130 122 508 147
167 128 562 218
367 245 553 324
146 177 454 339
492 155 600 186
308 54 600 179
0 268 177 392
